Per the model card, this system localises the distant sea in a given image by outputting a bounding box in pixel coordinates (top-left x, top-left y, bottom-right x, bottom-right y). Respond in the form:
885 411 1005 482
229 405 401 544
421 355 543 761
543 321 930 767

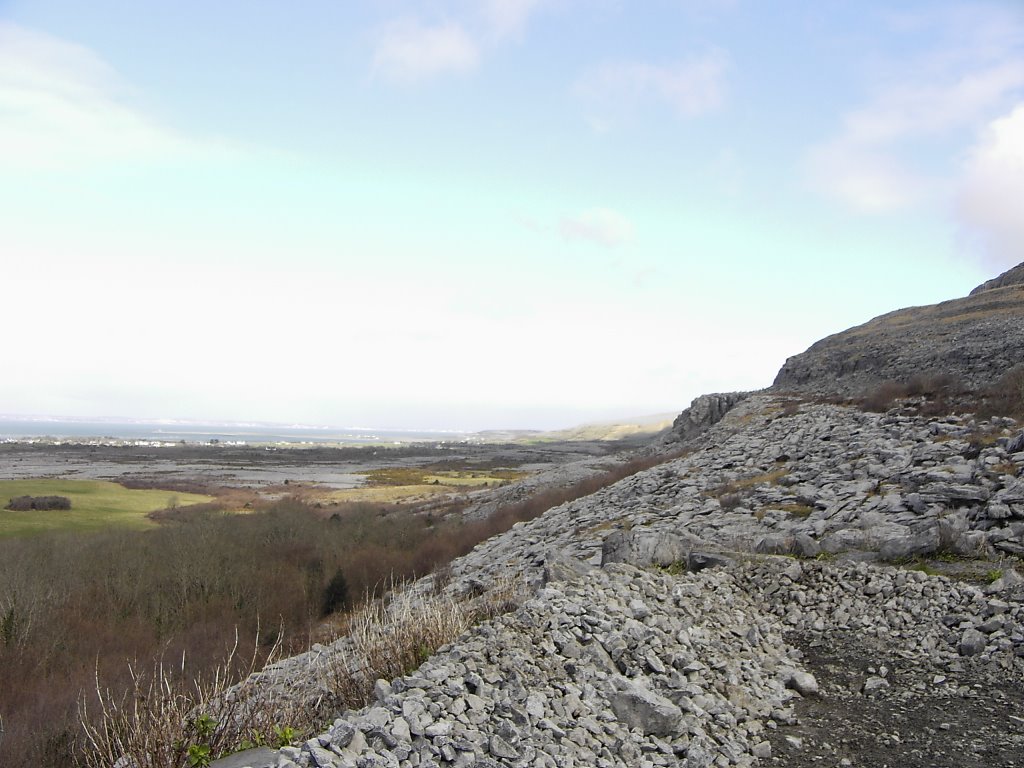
0 418 469 445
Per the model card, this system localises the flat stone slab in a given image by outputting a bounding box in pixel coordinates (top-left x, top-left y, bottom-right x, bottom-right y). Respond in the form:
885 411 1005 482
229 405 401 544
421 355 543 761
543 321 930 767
209 747 278 768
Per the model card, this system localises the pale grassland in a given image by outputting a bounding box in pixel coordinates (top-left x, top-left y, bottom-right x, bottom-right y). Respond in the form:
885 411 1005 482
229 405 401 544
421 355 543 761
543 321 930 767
326 467 526 503
0 479 213 537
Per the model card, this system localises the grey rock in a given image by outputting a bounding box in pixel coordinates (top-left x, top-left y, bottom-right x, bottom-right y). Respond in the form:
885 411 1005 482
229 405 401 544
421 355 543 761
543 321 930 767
784 669 819 696
862 676 890 695
960 628 987 657
607 675 684 737
878 526 939 562
601 529 705 568
488 735 519 760
210 748 279 768
665 392 749 444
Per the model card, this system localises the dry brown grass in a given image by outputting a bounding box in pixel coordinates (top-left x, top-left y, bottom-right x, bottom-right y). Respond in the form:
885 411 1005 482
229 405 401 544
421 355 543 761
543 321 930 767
324 578 523 708
79 634 311 768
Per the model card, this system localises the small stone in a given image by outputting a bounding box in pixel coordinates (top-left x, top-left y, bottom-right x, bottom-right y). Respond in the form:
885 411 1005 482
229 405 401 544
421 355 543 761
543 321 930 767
424 721 453 738
863 676 890 695
752 740 772 759
489 735 519 760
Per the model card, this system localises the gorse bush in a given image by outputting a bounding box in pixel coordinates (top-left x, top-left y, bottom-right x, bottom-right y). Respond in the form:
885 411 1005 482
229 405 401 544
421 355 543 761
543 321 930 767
321 569 351 617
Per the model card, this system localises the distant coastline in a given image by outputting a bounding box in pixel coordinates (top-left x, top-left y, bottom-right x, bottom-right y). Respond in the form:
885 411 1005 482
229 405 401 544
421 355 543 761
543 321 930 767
0 417 471 446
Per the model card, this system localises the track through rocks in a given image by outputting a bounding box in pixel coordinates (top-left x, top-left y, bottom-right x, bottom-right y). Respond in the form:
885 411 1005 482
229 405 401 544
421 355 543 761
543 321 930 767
768 629 1024 767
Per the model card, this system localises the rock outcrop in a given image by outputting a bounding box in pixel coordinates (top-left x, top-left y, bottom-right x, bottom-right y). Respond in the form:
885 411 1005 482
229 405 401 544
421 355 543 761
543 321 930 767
663 392 749 444
773 266 1024 396
970 261 1024 295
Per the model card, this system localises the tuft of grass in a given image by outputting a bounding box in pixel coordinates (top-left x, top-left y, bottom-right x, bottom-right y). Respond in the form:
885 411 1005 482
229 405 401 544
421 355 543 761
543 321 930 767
985 569 1004 584
706 469 789 501
770 503 815 519
658 561 688 576
325 578 523 708
907 560 943 577
581 517 633 536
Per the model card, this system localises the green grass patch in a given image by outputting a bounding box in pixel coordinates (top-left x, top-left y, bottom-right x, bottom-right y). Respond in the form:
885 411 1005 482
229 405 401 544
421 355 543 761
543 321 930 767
360 467 525 488
0 479 212 537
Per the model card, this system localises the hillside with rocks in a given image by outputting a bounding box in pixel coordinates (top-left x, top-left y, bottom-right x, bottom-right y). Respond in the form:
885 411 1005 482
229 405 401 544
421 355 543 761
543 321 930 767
211 269 1024 768
773 262 1024 396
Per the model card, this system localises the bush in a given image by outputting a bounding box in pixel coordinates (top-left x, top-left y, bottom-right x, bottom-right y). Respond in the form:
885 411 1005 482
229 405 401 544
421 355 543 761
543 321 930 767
980 365 1024 421
321 569 350 617
4 495 72 511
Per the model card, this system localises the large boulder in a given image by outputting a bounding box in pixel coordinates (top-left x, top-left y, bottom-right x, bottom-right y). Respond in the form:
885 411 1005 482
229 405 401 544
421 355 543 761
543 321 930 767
606 675 684 737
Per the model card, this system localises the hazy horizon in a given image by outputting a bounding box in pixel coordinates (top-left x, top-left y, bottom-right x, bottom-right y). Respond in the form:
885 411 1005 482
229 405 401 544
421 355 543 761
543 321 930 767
2 1 1022 430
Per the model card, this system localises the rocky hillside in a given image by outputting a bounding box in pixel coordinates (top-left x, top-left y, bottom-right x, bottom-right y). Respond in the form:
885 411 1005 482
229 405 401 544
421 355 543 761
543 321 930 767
223 393 1024 768
209 267 1024 768
773 262 1024 396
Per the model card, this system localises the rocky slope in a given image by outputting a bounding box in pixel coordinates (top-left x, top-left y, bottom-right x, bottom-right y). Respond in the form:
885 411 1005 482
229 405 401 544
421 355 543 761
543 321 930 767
210 267 1024 768
219 393 1024 768
773 262 1024 396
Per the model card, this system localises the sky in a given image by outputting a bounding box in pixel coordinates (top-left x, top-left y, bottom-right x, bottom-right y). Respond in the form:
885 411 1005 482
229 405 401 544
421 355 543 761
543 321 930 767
1 1 1022 431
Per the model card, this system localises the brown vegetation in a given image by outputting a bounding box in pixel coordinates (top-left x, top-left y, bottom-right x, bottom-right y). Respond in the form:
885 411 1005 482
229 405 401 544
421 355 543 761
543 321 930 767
858 373 965 414
0 447 681 766
977 365 1024 422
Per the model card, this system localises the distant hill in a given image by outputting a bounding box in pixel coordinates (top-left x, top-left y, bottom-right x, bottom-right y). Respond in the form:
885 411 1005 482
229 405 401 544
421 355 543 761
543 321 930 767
773 262 1024 396
532 413 675 442
474 414 675 444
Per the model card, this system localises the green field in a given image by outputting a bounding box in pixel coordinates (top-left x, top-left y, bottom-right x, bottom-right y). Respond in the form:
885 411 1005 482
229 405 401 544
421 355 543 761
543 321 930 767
0 479 213 537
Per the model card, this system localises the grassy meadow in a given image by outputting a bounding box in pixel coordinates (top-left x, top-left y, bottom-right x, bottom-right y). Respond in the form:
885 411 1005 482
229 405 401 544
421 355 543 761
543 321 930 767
0 479 213 537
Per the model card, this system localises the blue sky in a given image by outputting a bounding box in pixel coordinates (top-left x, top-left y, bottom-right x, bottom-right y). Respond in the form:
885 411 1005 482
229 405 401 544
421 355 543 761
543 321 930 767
1 1 1022 430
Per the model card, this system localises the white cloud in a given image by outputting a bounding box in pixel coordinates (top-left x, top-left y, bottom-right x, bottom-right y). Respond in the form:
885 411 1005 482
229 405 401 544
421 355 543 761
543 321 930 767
372 20 480 84
806 10 1024 214
806 144 937 213
482 0 546 39
577 50 729 121
560 208 634 247
957 104 1024 268
0 22 200 170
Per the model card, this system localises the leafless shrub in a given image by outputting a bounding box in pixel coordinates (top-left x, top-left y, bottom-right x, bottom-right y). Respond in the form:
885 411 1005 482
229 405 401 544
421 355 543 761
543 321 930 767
859 381 909 412
978 365 1024 421
79 632 311 768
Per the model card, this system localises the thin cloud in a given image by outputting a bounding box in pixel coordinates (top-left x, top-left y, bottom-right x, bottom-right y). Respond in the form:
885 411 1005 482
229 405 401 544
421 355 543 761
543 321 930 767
0 22 202 170
372 19 480 84
577 50 729 122
957 104 1024 269
806 8 1024 214
560 208 635 247
481 0 548 40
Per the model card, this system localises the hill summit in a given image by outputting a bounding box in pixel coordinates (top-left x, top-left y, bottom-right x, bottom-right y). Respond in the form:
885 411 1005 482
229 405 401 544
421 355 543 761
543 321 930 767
773 261 1024 396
